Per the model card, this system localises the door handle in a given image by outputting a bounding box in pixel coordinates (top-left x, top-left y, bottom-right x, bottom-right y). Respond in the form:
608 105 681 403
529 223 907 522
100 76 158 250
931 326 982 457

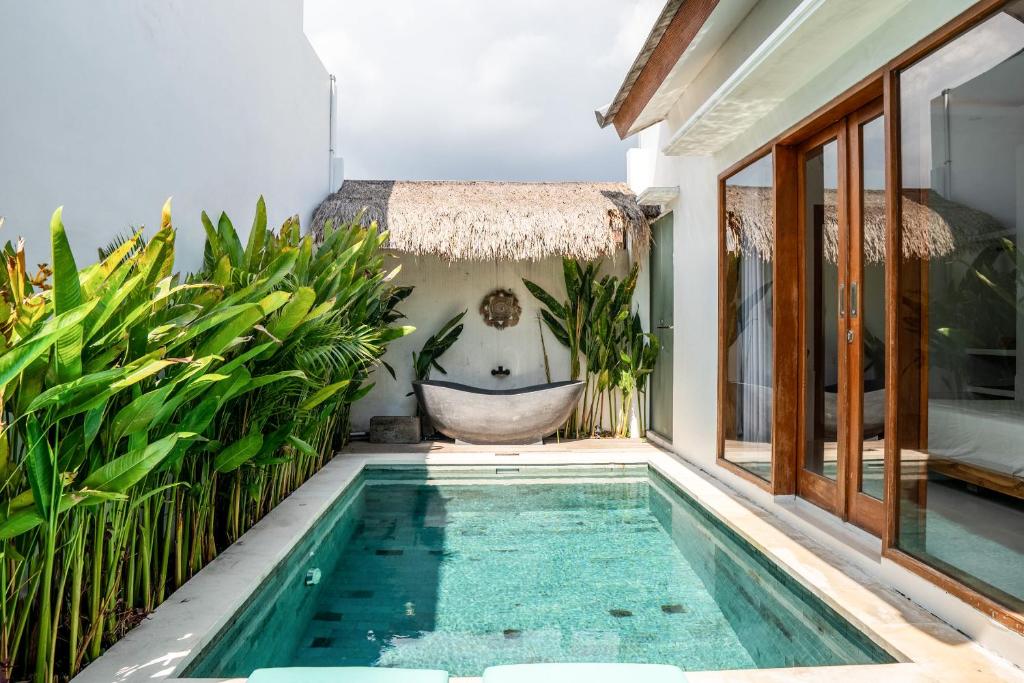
850 282 858 318
839 283 845 318
657 325 674 330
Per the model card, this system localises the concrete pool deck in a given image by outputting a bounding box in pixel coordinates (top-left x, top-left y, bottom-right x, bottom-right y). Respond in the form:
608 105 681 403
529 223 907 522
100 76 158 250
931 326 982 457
72 440 1023 683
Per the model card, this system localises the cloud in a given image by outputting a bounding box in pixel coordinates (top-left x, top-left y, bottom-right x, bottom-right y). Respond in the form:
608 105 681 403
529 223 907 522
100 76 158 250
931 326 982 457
304 0 663 182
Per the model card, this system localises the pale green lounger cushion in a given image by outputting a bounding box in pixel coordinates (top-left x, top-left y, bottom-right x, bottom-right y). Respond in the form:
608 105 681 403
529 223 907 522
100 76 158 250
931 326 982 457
482 663 687 683
247 667 448 683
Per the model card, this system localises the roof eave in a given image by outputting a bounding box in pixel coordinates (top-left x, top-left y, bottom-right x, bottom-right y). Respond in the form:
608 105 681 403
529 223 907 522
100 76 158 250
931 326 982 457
602 0 763 141
598 0 686 135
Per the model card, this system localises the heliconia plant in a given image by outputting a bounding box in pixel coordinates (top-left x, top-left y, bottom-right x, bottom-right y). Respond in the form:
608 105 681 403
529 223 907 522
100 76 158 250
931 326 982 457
0 199 412 682
524 258 657 439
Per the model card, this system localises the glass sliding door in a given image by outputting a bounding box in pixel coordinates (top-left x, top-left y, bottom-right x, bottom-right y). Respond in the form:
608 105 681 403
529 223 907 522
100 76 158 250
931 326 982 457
856 114 888 502
801 132 844 506
846 104 887 535
796 103 887 534
722 153 775 483
896 2 1024 612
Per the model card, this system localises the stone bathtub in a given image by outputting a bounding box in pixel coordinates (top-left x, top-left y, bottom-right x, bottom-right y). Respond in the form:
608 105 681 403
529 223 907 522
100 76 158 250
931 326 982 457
412 379 585 445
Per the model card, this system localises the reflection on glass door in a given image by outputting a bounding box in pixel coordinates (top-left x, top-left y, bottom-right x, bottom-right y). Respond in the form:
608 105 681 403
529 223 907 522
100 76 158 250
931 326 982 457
845 104 887 537
895 5 1024 614
803 137 843 485
854 113 887 503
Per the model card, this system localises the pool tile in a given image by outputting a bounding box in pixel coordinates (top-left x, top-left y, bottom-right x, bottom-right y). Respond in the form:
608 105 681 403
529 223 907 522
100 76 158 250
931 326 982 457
313 611 343 622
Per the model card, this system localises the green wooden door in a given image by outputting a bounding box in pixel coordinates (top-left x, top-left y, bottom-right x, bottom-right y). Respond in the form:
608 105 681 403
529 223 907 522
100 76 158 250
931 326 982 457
650 213 673 440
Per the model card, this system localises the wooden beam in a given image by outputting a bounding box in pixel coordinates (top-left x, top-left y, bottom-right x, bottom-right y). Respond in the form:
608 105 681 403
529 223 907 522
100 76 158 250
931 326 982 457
772 144 799 495
613 0 720 139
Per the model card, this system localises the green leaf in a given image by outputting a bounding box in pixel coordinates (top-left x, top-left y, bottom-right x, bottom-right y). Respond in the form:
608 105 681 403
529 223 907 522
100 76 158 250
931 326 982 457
24 415 53 519
267 286 316 341
0 508 44 540
218 212 245 268
0 330 60 393
347 381 375 403
201 210 221 266
195 303 264 358
81 433 186 493
50 206 83 315
245 370 307 392
286 435 317 457
299 379 350 411
84 403 105 450
245 196 268 271
214 432 264 473
259 290 291 316
50 207 87 382
112 383 175 441
540 309 570 347
26 366 124 413
523 279 566 319
109 358 178 391
379 325 415 342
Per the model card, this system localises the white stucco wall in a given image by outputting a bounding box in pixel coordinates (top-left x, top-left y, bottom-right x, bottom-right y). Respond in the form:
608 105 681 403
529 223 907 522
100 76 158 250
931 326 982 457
626 0 1024 664
0 0 332 272
352 253 634 433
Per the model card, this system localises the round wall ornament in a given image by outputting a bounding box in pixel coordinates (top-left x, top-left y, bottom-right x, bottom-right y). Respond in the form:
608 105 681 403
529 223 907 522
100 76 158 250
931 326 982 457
480 289 522 329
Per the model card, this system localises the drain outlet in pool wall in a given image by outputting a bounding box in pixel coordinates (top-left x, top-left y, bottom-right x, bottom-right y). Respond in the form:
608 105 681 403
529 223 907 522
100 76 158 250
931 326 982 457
304 568 321 586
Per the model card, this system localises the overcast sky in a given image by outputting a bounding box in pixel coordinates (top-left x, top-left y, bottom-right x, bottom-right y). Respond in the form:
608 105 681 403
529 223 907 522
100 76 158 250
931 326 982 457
304 0 663 183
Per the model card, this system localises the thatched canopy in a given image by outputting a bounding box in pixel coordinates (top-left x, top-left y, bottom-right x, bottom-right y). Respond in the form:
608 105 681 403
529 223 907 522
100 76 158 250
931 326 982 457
312 180 652 262
725 186 1004 263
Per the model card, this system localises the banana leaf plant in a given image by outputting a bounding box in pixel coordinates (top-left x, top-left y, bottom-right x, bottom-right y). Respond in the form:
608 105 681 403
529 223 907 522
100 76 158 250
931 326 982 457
412 310 467 383
524 259 654 438
0 198 411 683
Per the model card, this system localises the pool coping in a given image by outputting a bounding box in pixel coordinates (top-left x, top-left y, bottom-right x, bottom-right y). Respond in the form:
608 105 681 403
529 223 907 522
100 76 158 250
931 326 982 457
71 446 1024 683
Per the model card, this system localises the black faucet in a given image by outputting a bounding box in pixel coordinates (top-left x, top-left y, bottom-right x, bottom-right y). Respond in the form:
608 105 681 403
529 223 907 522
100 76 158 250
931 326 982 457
491 365 510 377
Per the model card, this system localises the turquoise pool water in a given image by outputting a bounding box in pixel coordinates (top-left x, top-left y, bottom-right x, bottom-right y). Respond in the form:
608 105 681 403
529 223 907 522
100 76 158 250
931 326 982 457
187 466 894 677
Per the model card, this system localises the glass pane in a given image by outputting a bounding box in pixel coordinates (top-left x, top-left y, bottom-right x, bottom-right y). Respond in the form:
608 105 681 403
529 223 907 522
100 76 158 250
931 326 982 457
803 139 840 481
860 115 886 500
897 4 1024 612
723 153 774 482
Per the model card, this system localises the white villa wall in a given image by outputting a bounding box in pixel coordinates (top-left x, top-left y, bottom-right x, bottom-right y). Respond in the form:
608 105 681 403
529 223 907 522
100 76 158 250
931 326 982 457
628 0 1024 665
631 0 981 471
0 0 332 273
352 253 634 433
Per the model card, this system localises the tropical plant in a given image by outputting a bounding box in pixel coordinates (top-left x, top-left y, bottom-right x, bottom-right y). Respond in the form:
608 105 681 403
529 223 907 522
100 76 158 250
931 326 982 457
524 258 656 438
622 311 660 435
0 198 410 682
412 310 467 383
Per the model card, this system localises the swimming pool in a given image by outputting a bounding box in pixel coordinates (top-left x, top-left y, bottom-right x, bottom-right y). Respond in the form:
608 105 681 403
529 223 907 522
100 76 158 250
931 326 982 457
186 465 894 677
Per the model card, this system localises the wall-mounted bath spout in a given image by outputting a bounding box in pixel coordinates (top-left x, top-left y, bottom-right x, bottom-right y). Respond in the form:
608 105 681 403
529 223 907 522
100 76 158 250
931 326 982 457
491 366 511 377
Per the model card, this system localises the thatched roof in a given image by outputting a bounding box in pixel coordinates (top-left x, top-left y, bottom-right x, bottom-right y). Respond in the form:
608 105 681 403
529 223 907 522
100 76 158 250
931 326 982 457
312 180 652 262
725 186 1004 263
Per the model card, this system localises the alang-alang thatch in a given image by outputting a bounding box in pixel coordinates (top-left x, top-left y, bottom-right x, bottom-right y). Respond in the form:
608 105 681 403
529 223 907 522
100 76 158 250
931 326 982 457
312 180 654 262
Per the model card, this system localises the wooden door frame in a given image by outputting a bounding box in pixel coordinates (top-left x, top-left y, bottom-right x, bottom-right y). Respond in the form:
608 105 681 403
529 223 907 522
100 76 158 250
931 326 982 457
795 121 849 517
845 99 886 536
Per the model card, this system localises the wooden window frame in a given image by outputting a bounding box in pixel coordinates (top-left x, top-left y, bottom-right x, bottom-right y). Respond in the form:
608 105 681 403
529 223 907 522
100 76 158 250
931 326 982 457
716 149 790 494
713 0 1023 635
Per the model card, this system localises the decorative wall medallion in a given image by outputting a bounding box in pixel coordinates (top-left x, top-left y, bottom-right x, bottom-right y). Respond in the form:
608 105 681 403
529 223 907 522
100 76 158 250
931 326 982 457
480 289 521 329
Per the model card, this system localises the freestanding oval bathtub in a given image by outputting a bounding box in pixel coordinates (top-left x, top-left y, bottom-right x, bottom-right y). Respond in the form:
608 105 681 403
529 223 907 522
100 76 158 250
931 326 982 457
412 379 585 445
